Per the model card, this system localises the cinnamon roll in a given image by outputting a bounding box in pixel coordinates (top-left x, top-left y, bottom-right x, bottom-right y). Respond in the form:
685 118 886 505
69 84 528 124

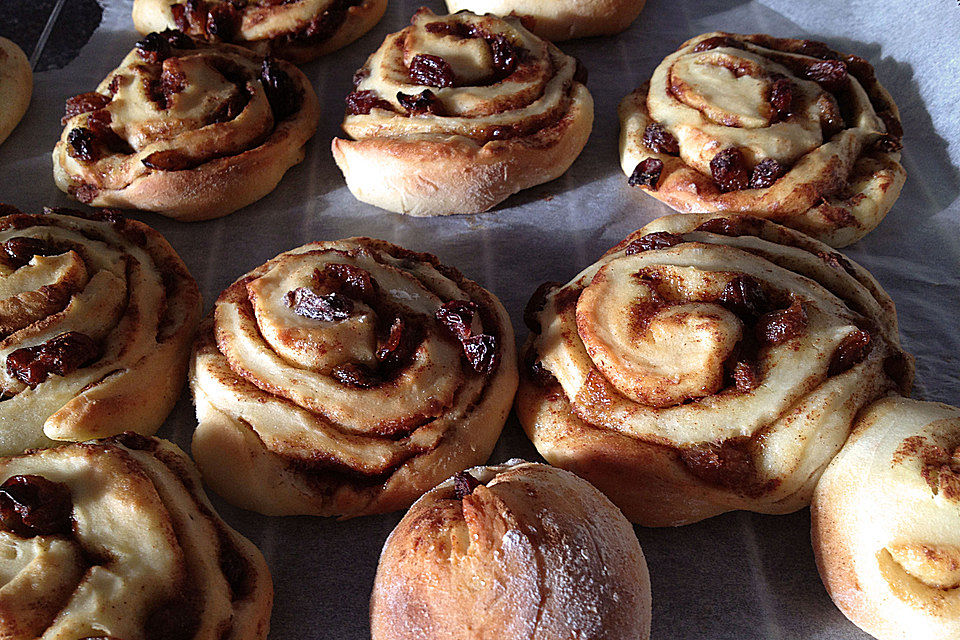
0 37 31 147
0 205 201 456
332 8 593 216
444 0 647 41
0 432 272 640
370 460 651 640
190 237 518 517
813 397 960 640
53 30 319 221
132 0 388 64
619 32 905 247
517 213 913 526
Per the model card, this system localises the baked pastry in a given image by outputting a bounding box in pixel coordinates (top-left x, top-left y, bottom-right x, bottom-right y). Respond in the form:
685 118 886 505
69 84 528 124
190 237 518 517
444 0 646 41
0 205 201 456
332 8 593 216
53 30 319 221
370 460 651 640
619 32 905 247
0 37 31 147
0 432 272 639
517 213 913 526
132 0 388 64
813 397 960 640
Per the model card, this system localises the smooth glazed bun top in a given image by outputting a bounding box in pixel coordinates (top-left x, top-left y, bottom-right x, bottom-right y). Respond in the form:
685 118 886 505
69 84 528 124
370 460 651 640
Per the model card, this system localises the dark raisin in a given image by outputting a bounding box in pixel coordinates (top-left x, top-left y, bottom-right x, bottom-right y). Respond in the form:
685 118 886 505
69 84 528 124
375 317 408 363
62 92 111 125
436 300 476 340
397 90 440 115
710 148 750 192
719 275 768 317
85 110 132 155
206 4 240 40
877 110 903 140
693 35 742 52
171 4 190 30
462 333 498 374
70 184 100 204
797 40 840 60
322 263 376 301
732 360 759 392
154 65 186 109
828 330 872 376
6 332 100 388
749 159 786 189
1 237 59 269
285 288 353 322
768 74 793 121
352 68 369 88
523 282 560 334
160 28 195 49
874 134 902 153
624 231 684 255
345 90 392 115
112 431 156 451
488 34 520 75
680 437 755 490
67 128 99 162
331 362 381 388
628 158 664 188
756 300 808 345
209 93 248 123
135 32 172 64
694 217 750 236
425 21 471 38
453 471 481 499
642 123 680 155
526 355 558 386
806 59 848 92
0 475 73 538
409 54 455 88
261 57 301 121
142 150 195 171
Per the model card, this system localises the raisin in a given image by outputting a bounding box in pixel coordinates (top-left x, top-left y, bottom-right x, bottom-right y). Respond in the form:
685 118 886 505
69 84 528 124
153 65 186 109
112 431 156 451
135 32 172 64
425 21 470 38
70 184 100 204
680 438 755 489
85 110 132 154
6 332 100 388
732 360 759 392
453 471 480 499
719 275 768 317
351 68 369 88
642 123 680 155
206 4 240 40
142 150 195 171
628 158 664 188
322 263 376 301
436 300 476 340
874 134 902 153
756 300 807 345
375 317 408 363
345 90 392 115
710 148 750 192
796 40 840 60
526 355 558 386
828 330 872 376
67 128 99 162
209 93 248 123
624 231 684 255
462 333 498 374
694 217 751 236
1 237 59 269
693 35 742 53
488 34 520 75
285 288 353 322
397 90 440 115
299 0 357 43
806 59 848 92
261 57 301 121
62 92 111 126
878 110 903 140
768 74 793 121
523 282 560 334
160 28 195 49
0 475 73 538
409 54 455 88
331 362 380 388
749 159 786 189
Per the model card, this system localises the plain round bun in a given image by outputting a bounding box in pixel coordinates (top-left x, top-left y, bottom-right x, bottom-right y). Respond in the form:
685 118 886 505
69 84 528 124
0 433 272 640
445 0 647 41
190 237 518 517
619 32 905 247
518 213 913 526
813 397 960 640
333 8 593 216
53 30 318 221
0 205 200 456
370 460 652 639
132 0 388 63
0 37 32 147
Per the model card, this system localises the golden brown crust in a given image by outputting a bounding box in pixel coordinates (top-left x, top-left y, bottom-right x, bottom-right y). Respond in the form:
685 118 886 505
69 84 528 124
370 460 651 639
0 206 201 456
445 0 647 41
812 398 960 640
333 8 594 216
518 213 913 526
189 237 518 517
53 31 319 221
0 37 32 147
0 433 273 640
619 32 905 247
133 0 388 63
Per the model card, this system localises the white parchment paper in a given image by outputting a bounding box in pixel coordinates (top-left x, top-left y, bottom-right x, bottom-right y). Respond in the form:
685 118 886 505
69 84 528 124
1 0 958 637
